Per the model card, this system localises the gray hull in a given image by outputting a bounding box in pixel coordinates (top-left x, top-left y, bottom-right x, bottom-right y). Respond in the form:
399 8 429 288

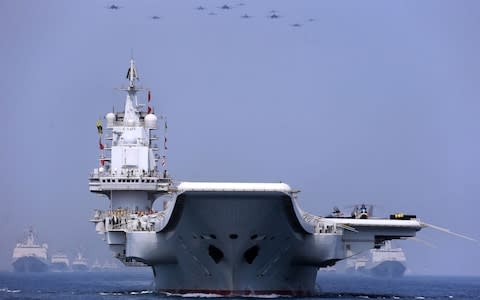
369 261 406 278
127 192 342 295
97 189 421 296
12 257 49 272
71 264 89 272
50 262 69 272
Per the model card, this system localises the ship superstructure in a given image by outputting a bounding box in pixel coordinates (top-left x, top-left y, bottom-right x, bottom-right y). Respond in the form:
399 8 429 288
12 228 49 272
89 60 424 295
343 241 407 277
50 252 70 272
369 241 407 277
71 252 89 271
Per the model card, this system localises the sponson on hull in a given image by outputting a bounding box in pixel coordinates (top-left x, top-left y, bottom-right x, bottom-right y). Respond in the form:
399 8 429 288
89 59 424 296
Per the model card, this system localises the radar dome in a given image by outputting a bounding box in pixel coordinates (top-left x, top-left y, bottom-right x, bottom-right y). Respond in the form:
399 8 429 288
145 114 157 129
106 113 115 127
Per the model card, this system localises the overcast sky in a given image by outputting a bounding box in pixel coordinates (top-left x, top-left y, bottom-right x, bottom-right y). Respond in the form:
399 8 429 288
1 0 480 276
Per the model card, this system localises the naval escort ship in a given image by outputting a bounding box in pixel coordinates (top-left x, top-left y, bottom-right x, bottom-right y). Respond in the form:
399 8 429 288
344 241 407 277
89 59 424 296
50 252 71 272
12 228 49 272
71 252 89 271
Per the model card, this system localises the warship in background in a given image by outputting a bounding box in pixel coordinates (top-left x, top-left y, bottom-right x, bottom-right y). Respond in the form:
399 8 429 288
71 253 89 271
91 259 102 271
88 59 424 295
50 252 71 272
345 241 407 277
91 259 121 272
12 228 49 272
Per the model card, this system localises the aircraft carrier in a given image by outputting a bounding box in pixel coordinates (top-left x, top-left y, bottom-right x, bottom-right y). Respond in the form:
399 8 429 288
12 228 49 272
89 59 424 295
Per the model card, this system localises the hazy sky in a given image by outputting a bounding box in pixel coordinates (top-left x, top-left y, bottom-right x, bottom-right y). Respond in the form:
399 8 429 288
1 0 480 276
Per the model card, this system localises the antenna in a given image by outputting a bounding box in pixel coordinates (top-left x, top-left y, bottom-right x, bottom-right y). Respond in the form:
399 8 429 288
422 222 479 244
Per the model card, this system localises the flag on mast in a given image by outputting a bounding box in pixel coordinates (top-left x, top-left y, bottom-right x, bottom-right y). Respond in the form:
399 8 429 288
96 119 103 135
161 156 166 167
147 90 152 114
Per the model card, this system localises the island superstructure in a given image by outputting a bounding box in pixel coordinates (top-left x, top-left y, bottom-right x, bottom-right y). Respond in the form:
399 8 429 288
89 59 424 296
12 228 49 272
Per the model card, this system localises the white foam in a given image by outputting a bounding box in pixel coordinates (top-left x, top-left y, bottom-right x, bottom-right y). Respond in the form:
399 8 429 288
162 292 292 298
243 294 290 298
0 288 21 293
163 292 223 298
98 292 123 296
180 293 223 298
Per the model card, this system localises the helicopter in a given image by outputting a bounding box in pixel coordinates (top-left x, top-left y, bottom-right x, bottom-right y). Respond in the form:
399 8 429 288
350 204 374 219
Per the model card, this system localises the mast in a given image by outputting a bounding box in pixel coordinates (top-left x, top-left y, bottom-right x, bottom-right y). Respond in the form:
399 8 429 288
124 59 140 126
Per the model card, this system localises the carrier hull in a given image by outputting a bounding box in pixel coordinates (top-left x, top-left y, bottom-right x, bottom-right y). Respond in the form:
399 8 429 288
143 192 335 295
118 189 420 295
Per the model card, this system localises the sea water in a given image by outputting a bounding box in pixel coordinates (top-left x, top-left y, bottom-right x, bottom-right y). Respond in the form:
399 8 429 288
0 271 478 300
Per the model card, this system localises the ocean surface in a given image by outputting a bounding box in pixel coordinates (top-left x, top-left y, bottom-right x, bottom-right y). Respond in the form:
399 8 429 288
0 270 478 300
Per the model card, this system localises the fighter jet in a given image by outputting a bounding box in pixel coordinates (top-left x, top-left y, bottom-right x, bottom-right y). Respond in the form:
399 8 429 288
219 4 232 10
291 23 302 28
241 14 252 19
307 18 316 22
106 4 121 10
268 13 280 19
196 6 206 10
267 10 281 19
151 15 161 20
208 11 217 16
